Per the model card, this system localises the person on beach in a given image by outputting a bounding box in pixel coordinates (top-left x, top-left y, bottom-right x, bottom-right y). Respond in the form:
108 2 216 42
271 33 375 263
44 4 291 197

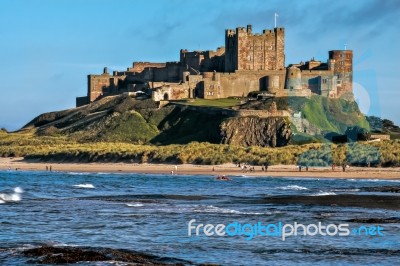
46 166 48 171
50 165 52 172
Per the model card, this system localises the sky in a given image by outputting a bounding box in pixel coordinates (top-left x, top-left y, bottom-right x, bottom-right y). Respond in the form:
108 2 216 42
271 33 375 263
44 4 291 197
0 0 399 131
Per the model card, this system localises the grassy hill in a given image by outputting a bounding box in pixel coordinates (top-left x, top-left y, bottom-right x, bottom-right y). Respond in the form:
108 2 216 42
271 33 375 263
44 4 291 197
2 94 399 166
22 95 230 145
241 95 370 143
22 94 373 146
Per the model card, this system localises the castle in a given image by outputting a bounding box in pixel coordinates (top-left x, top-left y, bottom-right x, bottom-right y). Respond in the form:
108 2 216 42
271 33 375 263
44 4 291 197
76 25 353 107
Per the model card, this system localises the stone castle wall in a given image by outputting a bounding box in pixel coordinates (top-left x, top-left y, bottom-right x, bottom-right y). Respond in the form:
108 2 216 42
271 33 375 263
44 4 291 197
77 25 353 107
127 62 166 73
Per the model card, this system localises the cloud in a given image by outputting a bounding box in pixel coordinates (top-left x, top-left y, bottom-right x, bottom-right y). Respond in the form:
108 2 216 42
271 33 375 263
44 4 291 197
210 0 400 41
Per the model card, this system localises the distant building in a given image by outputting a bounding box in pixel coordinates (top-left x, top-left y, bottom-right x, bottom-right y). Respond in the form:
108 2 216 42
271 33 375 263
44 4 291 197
76 25 353 107
369 134 390 141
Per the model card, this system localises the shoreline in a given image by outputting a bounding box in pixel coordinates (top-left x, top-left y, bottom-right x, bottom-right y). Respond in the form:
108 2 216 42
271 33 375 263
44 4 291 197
1 157 400 179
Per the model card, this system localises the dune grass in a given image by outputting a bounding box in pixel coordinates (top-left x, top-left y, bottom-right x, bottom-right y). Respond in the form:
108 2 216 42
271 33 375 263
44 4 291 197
1 131 399 166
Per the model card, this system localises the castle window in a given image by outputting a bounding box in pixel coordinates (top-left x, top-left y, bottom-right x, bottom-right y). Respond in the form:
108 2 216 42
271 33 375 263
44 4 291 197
337 80 342 85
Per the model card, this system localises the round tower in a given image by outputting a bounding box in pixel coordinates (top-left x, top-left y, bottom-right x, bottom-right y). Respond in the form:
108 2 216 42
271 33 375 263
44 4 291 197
267 75 280 93
285 66 302 90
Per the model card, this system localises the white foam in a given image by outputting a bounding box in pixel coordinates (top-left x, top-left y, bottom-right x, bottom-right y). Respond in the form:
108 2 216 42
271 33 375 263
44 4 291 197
276 185 308 190
332 188 360 192
14 187 24 193
201 205 241 214
196 205 271 215
126 203 144 207
73 183 95 189
311 192 337 196
0 186 23 203
0 192 21 202
67 172 88 175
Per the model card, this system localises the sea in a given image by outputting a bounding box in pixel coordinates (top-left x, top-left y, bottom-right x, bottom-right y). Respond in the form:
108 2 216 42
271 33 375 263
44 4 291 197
0 170 400 265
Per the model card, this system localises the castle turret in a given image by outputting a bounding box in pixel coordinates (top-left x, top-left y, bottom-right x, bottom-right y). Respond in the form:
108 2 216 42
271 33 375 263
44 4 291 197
285 66 302 91
329 50 353 96
246 24 252 34
274 27 285 70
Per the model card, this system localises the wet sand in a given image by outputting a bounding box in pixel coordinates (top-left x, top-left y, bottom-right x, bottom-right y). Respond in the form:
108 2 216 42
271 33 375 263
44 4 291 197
1 157 400 179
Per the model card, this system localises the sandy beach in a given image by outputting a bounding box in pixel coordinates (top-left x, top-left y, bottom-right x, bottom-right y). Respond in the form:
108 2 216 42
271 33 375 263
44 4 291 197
1 157 400 179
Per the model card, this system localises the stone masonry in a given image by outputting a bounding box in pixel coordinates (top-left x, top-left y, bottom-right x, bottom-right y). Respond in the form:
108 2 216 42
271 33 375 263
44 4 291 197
76 25 353 107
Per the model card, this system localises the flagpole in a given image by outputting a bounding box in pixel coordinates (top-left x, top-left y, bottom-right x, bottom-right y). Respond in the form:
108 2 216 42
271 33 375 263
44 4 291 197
274 13 278 28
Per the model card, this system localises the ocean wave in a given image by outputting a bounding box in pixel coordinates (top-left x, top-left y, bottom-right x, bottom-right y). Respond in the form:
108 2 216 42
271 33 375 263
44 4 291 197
73 184 95 189
332 188 360 192
311 192 337 196
194 205 273 215
0 187 23 203
196 205 241 214
66 172 88 175
14 187 24 193
276 185 308 190
126 203 144 207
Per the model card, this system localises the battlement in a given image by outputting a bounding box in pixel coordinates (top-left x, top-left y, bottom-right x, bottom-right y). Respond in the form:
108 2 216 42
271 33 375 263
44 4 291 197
226 25 285 38
128 62 166 73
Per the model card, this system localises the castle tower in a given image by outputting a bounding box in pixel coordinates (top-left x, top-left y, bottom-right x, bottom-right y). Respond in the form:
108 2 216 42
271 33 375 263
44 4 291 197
224 25 285 72
328 50 353 96
285 66 302 91
267 75 280 93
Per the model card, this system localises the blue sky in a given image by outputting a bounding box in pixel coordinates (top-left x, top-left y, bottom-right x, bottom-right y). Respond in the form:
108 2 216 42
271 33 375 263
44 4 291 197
0 0 399 130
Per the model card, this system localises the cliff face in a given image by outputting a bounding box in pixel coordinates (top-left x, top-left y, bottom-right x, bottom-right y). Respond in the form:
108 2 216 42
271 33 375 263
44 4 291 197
220 117 292 147
22 95 292 147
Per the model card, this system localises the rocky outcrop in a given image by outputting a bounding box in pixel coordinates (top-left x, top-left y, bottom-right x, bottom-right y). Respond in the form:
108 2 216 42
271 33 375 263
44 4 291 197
19 245 210 265
220 117 292 147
